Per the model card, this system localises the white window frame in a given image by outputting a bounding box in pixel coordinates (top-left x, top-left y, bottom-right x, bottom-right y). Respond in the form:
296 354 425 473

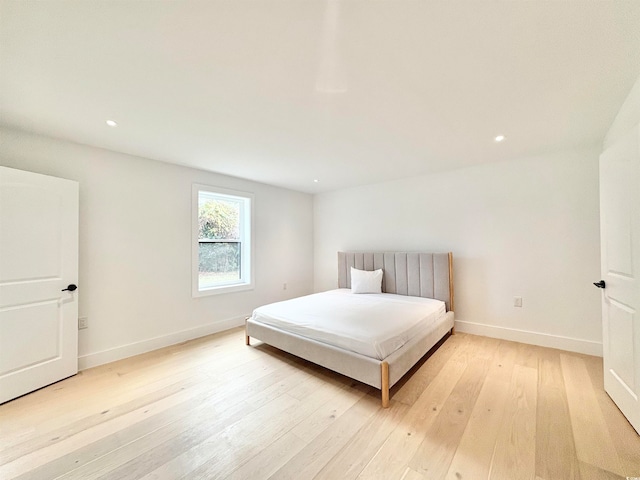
192 184 254 297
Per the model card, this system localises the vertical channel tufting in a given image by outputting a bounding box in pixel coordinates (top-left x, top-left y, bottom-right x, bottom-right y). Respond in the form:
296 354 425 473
419 253 434 298
337 252 347 288
364 252 374 271
346 253 355 288
433 253 450 310
407 253 420 297
395 253 408 295
431 255 436 298
354 252 364 270
384 252 396 293
373 253 384 291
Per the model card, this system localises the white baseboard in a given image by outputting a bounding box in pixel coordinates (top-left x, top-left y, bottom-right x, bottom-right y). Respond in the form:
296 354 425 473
78 315 247 370
455 320 602 357
78 316 601 370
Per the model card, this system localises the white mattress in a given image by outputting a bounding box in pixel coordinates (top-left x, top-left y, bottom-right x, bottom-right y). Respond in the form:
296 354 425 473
250 289 447 360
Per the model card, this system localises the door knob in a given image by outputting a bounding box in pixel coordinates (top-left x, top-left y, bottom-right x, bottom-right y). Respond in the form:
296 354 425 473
61 284 78 292
593 280 605 289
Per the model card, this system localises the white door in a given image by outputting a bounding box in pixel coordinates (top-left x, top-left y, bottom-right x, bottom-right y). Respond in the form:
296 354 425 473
599 124 640 434
0 166 79 404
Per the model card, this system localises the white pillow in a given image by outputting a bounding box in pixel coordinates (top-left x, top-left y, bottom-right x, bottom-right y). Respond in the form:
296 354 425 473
350 267 383 294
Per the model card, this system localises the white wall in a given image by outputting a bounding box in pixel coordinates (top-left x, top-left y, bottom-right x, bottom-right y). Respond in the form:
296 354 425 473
0 127 314 369
605 73 640 147
314 147 602 355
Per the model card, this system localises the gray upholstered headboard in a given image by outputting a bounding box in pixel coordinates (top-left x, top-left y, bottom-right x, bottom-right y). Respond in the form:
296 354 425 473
337 251 454 312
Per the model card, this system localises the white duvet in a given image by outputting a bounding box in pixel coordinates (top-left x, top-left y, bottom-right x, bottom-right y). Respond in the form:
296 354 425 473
251 289 446 360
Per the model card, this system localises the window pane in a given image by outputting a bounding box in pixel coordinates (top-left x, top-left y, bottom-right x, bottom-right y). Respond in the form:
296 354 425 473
198 241 241 288
199 196 240 241
197 192 245 289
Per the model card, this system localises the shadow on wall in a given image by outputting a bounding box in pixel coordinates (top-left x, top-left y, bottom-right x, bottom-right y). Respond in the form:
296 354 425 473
451 255 489 324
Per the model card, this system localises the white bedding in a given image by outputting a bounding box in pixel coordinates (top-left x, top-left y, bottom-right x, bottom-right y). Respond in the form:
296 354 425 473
250 289 446 360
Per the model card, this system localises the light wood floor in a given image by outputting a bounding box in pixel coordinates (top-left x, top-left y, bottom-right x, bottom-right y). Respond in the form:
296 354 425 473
1 329 639 480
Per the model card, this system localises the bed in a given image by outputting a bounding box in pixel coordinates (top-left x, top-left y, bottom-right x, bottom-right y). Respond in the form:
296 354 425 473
245 251 455 407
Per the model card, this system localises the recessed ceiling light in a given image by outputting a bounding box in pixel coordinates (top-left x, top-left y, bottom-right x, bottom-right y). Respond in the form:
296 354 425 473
313 179 319 183
106 120 118 127
494 135 505 142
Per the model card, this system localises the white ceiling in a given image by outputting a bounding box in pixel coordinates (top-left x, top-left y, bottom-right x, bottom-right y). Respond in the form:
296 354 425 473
1 1 639 193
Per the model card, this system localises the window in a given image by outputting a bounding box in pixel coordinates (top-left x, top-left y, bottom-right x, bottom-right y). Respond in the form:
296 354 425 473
192 184 253 296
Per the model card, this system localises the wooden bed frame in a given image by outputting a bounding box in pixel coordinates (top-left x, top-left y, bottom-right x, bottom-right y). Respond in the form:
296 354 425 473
246 252 455 407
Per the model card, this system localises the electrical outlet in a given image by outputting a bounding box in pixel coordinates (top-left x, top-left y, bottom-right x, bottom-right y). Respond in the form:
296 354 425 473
283 282 287 290
514 296 523 308
78 317 88 329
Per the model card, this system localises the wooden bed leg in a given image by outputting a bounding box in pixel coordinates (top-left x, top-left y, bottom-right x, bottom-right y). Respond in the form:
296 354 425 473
381 361 390 408
448 253 455 337
245 317 250 346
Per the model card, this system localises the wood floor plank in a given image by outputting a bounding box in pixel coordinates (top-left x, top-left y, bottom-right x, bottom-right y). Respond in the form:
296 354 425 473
1 328 242 419
141 378 364 479
400 467 426 480
314 400 410 480
92 359 320 480
0 375 204 465
243 365 315 411
266 395 379 480
445 340 517 480
1 331 260 446
514 341 540 369
561 354 624 477
18 389 252 480
290 382 371 443
583 354 640 478
55 395 255 480
223 432 308 480
109 393 303 480
578 461 626 480
534 349 580 480
357 359 468 479
488 364 537 480
392 333 463 406
21 355 303 480
0 380 212 479
408 343 497 479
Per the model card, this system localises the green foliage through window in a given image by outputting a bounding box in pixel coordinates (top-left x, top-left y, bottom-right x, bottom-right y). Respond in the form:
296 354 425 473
198 199 240 240
198 242 240 277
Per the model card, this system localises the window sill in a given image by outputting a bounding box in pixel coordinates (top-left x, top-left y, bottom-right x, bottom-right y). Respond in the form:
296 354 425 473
193 282 254 298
